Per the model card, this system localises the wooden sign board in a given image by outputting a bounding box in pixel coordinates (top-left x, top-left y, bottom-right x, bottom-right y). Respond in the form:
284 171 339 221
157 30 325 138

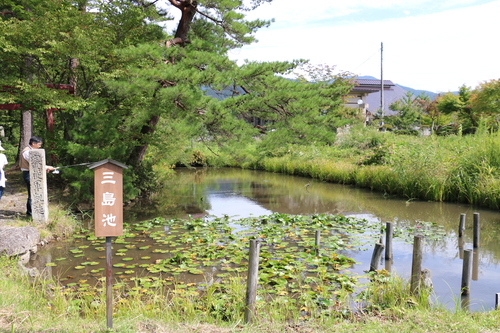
89 159 128 237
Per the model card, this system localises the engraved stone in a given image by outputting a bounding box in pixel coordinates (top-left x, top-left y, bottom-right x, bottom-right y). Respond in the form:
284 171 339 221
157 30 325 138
29 149 49 224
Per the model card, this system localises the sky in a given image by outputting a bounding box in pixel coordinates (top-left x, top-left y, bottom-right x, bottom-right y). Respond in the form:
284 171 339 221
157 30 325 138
220 0 500 93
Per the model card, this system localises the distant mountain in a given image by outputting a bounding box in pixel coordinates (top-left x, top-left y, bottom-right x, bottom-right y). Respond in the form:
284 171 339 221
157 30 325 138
396 84 437 100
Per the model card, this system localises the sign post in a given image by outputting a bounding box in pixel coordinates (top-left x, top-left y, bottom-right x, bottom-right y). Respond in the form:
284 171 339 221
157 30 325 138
89 159 128 329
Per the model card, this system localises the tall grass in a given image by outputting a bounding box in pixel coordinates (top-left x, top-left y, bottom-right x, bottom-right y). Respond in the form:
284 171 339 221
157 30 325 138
7 251 500 332
205 128 500 210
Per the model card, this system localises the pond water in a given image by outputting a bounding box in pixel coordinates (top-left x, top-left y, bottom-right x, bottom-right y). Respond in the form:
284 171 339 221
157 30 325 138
29 167 500 311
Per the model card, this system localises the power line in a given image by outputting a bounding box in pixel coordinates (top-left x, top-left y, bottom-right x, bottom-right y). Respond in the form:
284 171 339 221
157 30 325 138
353 47 380 71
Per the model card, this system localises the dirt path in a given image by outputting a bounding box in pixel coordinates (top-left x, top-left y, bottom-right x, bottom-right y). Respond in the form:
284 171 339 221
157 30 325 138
0 169 32 225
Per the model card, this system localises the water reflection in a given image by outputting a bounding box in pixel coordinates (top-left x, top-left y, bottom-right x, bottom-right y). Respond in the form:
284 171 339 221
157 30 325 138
30 167 500 312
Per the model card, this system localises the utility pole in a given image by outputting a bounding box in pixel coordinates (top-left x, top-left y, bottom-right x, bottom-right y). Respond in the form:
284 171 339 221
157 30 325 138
380 42 384 124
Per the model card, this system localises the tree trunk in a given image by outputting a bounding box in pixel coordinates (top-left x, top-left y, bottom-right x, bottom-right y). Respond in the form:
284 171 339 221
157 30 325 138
17 110 32 167
127 1 197 167
127 115 160 167
174 0 197 41
17 55 33 167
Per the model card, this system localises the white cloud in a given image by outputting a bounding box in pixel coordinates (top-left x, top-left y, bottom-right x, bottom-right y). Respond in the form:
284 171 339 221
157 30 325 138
231 0 500 93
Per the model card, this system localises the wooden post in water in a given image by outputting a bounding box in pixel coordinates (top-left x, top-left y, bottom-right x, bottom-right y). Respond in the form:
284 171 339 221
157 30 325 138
496 293 500 309
461 249 472 296
369 243 384 272
385 222 393 260
315 230 321 256
458 213 466 238
461 294 470 312
473 213 480 248
245 239 260 324
458 237 465 259
472 249 479 281
410 235 423 294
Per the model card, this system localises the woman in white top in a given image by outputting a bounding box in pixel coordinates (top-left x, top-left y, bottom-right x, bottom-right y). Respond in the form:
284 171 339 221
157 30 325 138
0 141 8 199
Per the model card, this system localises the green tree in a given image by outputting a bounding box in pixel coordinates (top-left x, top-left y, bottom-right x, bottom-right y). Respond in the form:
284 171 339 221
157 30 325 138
436 85 475 132
217 62 354 153
386 91 422 131
470 79 500 130
0 0 351 201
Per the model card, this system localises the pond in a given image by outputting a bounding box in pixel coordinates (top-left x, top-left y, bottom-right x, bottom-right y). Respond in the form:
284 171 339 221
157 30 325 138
29 167 500 312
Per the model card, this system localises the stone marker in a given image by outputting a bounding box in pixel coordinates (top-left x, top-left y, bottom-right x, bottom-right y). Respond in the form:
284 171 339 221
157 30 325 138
29 149 49 224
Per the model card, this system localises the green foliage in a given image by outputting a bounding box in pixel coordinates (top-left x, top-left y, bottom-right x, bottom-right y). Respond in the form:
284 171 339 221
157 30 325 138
470 79 500 131
436 85 476 132
393 129 420 136
387 91 423 130
435 123 461 136
336 125 387 151
357 143 392 166
209 127 500 209
0 0 305 202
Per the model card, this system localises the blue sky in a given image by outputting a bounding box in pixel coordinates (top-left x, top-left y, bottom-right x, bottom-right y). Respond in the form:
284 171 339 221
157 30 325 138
224 0 500 93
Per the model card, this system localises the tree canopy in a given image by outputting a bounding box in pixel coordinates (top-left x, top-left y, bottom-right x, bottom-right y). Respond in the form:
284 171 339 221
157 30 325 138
0 0 354 201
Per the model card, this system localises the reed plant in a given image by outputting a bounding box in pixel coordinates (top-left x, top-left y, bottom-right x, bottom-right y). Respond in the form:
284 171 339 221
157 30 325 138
207 127 500 210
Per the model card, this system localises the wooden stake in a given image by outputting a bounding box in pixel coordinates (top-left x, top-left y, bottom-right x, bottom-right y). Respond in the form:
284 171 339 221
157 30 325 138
245 240 260 323
461 249 472 295
410 235 423 294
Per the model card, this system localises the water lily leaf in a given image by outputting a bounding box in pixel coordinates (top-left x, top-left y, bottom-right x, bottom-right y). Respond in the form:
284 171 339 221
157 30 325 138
188 268 204 275
45 263 57 267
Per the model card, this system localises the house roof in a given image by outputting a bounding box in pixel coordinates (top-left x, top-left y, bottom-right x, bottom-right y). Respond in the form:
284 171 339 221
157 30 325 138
355 79 395 86
351 79 395 93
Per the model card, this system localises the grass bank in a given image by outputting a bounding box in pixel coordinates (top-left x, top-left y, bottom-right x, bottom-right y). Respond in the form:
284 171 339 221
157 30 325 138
1 251 500 332
203 127 500 210
4 128 500 331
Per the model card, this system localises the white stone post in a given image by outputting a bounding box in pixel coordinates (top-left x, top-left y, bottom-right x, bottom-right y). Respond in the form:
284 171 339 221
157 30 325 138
29 149 49 224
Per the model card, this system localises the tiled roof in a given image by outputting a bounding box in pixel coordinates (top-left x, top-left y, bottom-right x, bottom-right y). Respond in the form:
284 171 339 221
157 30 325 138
351 86 380 93
354 79 395 87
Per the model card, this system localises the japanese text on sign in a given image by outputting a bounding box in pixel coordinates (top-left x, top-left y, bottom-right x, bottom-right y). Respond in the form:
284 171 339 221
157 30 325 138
92 162 125 237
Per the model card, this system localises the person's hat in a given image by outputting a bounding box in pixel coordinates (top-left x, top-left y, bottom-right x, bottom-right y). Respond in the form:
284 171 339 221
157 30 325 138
0 141 4 151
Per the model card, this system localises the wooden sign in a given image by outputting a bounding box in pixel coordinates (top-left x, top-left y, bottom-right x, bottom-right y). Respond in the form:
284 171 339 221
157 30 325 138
89 159 128 237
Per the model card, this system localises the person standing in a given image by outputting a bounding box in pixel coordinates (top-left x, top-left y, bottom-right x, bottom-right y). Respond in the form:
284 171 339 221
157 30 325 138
0 141 8 200
20 136 54 216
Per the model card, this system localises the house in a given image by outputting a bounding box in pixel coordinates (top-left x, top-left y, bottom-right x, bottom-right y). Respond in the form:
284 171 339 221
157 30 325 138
344 79 397 124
